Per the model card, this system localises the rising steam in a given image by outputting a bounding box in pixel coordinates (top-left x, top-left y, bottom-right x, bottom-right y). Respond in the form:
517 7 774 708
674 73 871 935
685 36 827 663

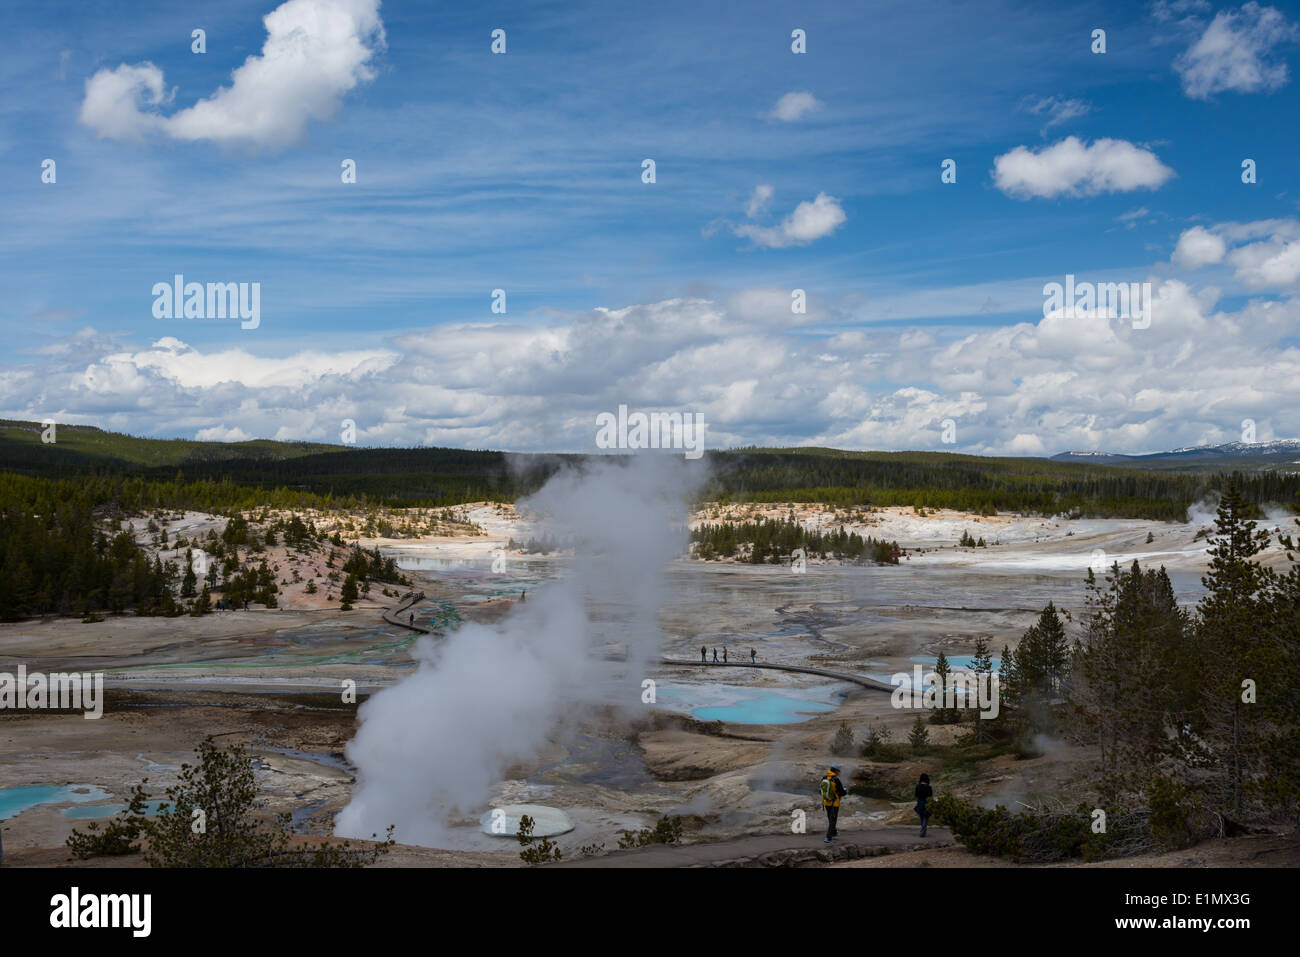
334 454 700 846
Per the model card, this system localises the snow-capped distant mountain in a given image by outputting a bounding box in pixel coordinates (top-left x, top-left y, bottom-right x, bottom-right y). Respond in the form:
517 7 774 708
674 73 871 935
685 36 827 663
1050 450 1135 464
1052 440 1300 466
1164 440 1300 457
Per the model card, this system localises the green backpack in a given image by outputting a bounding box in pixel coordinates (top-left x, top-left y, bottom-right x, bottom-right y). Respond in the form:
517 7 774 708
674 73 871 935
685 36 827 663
820 775 836 803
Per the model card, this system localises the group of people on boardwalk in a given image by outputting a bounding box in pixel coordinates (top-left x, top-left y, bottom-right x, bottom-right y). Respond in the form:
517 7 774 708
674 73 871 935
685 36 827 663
700 646 757 664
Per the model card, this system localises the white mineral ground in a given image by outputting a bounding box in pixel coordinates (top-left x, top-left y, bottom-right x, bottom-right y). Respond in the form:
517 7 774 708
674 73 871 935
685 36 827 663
2 504 1296 865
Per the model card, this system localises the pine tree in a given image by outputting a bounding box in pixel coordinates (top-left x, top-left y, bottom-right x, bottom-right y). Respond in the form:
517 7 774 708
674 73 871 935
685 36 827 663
181 549 197 598
933 651 955 724
1258 517 1300 817
1197 483 1272 816
998 644 1018 712
1069 561 1193 796
340 573 358 610
970 636 994 742
909 713 930 752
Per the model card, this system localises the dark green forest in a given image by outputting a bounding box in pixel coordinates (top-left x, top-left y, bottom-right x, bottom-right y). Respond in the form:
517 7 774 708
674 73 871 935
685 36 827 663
3 421 1298 516
690 516 901 564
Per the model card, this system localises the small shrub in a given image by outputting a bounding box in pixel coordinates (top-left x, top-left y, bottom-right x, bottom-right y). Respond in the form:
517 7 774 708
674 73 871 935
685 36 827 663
908 713 930 753
517 814 563 864
859 723 893 758
617 815 683 849
831 721 855 757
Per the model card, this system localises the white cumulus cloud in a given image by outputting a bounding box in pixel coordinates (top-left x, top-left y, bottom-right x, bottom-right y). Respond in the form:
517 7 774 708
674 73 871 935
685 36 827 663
1174 2 1296 99
993 137 1174 199
734 192 846 248
1172 225 1228 269
7 280 1300 458
79 0 385 149
1173 219 1300 289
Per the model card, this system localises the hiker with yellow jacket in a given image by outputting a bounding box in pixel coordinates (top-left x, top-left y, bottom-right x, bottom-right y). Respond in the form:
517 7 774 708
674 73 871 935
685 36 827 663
820 766 846 844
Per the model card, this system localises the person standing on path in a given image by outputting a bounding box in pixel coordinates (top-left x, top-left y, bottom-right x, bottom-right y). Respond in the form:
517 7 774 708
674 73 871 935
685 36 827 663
750 648 756 663
915 773 933 837
722 647 728 663
712 648 718 663
701 646 707 662
820 766 846 843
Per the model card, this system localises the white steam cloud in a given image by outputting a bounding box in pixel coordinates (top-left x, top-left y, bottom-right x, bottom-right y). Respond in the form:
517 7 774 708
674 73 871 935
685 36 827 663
1186 492 1222 526
334 454 700 846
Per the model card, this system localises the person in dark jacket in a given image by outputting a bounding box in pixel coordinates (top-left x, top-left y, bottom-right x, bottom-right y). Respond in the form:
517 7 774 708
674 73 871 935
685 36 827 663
821 766 847 843
701 646 707 662
915 773 933 837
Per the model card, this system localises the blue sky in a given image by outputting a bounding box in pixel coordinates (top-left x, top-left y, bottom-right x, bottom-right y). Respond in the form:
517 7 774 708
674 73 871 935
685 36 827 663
3 0 1299 454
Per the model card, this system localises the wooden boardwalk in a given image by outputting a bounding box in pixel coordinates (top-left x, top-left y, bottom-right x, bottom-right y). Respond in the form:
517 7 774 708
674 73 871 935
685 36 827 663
382 591 436 634
657 657 895 692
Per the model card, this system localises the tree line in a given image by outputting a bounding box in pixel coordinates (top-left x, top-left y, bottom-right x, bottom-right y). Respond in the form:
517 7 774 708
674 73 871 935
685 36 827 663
690 516 901 564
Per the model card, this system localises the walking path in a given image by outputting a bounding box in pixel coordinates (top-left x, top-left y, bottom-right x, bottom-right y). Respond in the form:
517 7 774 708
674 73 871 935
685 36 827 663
551 825 951 868
382 591 435 634
657 658 895 692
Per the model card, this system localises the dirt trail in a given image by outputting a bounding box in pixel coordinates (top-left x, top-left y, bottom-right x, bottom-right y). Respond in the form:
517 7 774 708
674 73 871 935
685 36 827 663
550 825 950 868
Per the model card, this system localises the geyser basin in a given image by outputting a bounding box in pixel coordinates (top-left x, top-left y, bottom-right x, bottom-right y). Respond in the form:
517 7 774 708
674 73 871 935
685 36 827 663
479 804 574 838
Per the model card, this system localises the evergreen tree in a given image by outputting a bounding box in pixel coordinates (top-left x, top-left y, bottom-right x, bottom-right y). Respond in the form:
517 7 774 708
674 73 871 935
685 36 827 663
1258 517 1300 818
181 549 197 598
340 573 358 610
1070 561 1193 795
909 713 930 752
970 636 994 742
1196 483 1272 815
932 651 956 724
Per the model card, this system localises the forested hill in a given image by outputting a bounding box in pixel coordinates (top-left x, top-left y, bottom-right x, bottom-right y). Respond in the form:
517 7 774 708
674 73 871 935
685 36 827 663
1 421 1297 519
704 448 1300 520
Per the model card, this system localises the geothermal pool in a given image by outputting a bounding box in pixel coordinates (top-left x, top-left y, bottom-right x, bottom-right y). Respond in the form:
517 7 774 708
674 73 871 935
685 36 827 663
0 785 114 821
655 683 847 724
